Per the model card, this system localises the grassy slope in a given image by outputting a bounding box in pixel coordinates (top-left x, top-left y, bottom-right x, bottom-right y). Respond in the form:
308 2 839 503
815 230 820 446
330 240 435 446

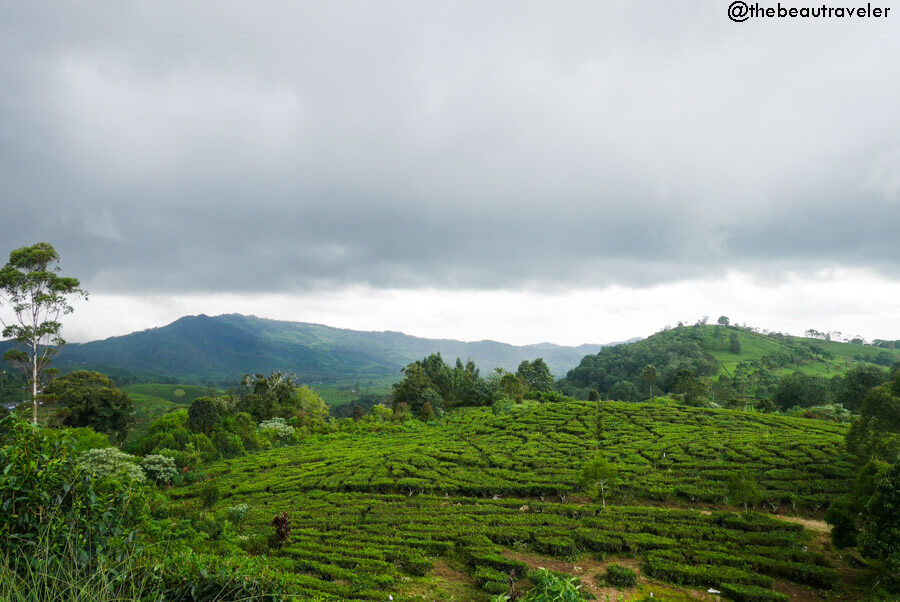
706 327 900 377
124 383 218 404
168 401 866 600
122 384 219 445
560 324 900 400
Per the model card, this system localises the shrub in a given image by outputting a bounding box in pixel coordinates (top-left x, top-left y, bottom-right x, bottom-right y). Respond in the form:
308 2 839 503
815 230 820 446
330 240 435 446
77 447 146 483
257 417 295 442
492 398 513 415
271 512 291 547
824 498 858 549
189 433 218 462
140 454 178 485
0 416 148 573
46 427 110 454
419 400 435 421
524 568 587 601
200 482 220 507
227 503 249 525
605 564 638 587
211 429 245 458
719 582 790 601
187 397 221 434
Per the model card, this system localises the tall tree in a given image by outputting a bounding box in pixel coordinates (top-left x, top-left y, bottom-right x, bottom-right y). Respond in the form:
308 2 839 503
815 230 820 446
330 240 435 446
641 364 657 401
729 332 742 354
516 358 554 393
0 243 87 424
45 370 134 440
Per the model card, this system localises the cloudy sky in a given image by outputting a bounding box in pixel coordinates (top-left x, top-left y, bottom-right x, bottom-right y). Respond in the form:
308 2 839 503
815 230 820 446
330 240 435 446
2 1 899 346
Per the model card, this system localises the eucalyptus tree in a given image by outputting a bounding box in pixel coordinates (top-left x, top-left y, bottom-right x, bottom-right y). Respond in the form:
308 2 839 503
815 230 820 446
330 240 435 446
0 243 87 424
641 364 657 401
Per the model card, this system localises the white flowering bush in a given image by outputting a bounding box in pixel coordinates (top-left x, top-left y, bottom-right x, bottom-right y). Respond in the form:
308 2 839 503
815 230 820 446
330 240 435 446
257 417 296 442
140 453 178 485
76 447 146 483
227 503 249 524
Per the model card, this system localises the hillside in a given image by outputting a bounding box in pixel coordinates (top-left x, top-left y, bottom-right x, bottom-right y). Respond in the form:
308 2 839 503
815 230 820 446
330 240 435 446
24 314 610 385
559 323 900 403
167 400 863 600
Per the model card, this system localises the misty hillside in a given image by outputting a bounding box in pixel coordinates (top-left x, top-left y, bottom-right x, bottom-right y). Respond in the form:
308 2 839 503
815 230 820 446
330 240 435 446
33 314 612 384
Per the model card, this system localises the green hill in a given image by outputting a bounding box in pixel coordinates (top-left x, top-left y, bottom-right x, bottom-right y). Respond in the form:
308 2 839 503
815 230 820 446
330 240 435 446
558 323 900 404
167 400 863 600
31 314 610 385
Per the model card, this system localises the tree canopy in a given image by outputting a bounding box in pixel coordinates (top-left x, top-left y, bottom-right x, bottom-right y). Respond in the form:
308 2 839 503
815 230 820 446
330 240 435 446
45 370 133 440
391 353 496 415
516 358 553 393
0 243 87 423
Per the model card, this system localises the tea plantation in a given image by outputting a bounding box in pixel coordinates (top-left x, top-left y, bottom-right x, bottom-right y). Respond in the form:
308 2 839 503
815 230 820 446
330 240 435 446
167 401 861 600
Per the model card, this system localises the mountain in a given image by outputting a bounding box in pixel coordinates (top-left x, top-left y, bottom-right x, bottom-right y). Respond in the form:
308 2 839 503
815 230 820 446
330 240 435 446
21 314 613 384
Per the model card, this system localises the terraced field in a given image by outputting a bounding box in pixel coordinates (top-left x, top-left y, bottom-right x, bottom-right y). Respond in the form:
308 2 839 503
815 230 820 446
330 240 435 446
168 401 860 600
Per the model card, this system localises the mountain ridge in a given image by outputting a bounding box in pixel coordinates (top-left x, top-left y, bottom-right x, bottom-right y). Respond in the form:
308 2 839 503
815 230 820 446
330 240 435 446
6 313 622 384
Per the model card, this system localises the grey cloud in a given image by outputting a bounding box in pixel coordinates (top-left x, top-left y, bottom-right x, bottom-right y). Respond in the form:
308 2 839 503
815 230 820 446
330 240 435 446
1 1 899 293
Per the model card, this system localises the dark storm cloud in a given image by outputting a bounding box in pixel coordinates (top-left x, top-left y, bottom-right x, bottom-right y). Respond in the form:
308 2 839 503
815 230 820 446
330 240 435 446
1 1 899 293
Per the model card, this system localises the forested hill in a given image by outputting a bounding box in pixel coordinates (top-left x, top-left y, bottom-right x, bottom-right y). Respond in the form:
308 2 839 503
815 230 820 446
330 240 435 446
37 314 610 384
558 322 900 404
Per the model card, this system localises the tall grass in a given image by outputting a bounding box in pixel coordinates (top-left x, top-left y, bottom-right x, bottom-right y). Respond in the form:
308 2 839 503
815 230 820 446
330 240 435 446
0 535 163 602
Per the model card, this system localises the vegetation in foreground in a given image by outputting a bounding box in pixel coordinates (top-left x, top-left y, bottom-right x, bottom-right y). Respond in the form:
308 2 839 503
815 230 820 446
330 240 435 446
1 243 898 600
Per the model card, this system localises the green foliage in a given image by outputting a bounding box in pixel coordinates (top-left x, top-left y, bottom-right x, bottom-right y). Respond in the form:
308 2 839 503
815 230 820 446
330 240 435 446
772 373 832 411
0 242 87 424
492 397 513 415
670 368 708 406
77 447 147 483
46 371 134 440
258 416 296 442
200 481 220 507
846 374 900 463
140 454 178 485
237 372 304 422
419 399 435 421
523 568 587 601
147 550 293 601
824 498 857 549
730 332 743 354
835 365 890 411
560 323 900 410
44 426 110 455
0 415 147 573
718 582 789 601
124 382 216 405
642 364 657 400
580 456 619 507
604 564 638 587
393 353 497 413
227 503 249 524
187 396 221 434
559 327 719 400
727 471 762 512
291 385 330 429
517 358 554 393
0 546 164 601
857 461 900 590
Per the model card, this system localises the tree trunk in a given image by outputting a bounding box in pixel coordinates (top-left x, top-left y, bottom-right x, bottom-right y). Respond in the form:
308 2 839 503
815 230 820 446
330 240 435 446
32 342 38 425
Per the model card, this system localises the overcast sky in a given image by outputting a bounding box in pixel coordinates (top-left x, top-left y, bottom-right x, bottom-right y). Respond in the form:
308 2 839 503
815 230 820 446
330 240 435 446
2 1 899 346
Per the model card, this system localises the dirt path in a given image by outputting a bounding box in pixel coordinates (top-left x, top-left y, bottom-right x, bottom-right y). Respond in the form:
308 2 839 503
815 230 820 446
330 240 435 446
501 549 715 601
765 513 830 533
